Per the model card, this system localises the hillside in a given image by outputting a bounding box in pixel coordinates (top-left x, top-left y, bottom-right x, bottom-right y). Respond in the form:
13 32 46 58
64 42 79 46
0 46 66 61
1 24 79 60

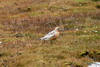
0 0 100 67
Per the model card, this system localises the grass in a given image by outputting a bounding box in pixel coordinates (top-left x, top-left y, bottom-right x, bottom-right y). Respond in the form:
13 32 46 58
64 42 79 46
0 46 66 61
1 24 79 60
75 0 88 2
0 0 100 67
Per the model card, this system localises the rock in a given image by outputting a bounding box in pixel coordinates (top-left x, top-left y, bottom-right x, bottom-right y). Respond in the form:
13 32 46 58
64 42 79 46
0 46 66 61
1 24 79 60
88 62 100 67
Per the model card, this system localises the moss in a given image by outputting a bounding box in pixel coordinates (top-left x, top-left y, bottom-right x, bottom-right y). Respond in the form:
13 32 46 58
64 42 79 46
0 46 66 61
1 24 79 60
9 15 20 18
75 0 87 2
96 52 100 55
14 33 25 37
29 12 43 16
25 33 36 38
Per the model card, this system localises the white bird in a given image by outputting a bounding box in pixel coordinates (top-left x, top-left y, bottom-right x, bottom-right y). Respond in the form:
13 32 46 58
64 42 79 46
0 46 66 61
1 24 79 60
40 27 61 41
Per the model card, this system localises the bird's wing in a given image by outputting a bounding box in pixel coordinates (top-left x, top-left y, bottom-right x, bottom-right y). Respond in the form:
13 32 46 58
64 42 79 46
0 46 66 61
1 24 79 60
40 30 56 40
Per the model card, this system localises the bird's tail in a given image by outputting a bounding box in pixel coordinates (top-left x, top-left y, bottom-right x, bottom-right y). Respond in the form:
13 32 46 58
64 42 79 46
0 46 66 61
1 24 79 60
40 37 44 40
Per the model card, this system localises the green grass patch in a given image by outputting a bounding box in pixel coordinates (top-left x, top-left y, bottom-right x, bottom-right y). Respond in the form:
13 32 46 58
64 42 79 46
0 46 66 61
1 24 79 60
9 15 21 18
75 0 88 2
29 11 43 17
14 33 36 38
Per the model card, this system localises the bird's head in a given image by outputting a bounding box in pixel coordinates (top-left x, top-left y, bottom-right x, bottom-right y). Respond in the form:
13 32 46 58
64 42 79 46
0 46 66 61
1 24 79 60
55 27 60 31
55 27 64 32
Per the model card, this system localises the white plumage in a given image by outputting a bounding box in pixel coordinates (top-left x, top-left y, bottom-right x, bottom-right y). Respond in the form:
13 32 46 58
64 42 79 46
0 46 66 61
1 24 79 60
40 27 60 40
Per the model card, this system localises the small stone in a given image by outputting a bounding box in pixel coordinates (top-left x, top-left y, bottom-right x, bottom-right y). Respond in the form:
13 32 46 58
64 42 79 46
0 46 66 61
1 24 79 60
75 28 79 31
88 62 100 67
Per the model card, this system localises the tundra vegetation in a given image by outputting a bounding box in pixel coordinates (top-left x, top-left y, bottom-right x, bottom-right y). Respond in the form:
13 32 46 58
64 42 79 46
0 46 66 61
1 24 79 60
0 0 100 67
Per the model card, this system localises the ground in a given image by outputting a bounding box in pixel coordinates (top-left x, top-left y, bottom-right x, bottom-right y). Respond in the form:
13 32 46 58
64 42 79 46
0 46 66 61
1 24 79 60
0 0 100 67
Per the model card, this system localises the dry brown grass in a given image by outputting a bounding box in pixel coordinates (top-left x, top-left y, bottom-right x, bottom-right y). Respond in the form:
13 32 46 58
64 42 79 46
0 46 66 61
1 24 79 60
0 0 100 67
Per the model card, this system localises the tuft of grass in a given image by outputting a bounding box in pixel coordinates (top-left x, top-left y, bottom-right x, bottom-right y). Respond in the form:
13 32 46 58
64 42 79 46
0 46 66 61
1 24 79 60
9 15 21 18
29 11 43 17
79 51 89 57
14 33 25 37
25 33 36 38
